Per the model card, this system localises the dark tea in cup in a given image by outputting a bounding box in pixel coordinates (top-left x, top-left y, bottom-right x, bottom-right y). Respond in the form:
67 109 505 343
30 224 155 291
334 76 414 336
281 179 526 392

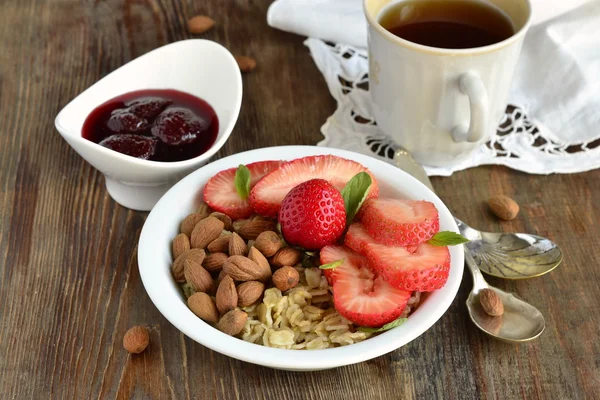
379 0 514 49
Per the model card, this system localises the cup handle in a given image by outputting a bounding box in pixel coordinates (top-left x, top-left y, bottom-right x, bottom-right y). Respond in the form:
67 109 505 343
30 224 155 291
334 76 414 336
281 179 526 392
452 72 488 143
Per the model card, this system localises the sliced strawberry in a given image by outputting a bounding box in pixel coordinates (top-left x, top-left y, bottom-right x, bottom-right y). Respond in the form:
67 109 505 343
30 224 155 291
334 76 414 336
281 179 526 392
320 245 368 285
249 155 379 217
344 223 375 254
363 242 450 292
324 246 412 327
203 160 285 219
359 198 439 247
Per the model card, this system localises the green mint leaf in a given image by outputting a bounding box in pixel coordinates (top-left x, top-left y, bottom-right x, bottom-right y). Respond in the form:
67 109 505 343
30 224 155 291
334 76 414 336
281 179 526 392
341 172 372 225
319 259 344 270
357 317 408 333
234 164 251 200
427 231 470 246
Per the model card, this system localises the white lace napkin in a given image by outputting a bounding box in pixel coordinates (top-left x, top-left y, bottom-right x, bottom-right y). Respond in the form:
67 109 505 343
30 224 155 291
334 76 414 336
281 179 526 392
268 0 600 175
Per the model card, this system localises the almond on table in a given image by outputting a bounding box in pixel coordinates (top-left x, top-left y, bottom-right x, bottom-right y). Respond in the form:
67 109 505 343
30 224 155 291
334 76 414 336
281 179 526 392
123 326 150 354
488 195 519 221
234 56 257 73
187 15 215 34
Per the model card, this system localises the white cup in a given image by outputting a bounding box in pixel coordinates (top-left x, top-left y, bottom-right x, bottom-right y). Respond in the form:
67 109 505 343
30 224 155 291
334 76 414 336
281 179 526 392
364 0 532 167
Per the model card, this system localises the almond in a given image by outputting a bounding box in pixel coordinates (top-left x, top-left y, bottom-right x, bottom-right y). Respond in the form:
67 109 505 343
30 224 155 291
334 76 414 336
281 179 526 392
235 55 257 73
247 247 271 275
271 247 302 268
216 275 237 314
171 249 206 282
172 233 190 259
223 255 270 282
184 259 214 293
237 281 265 307
253 231 282 257
479 288 504 316
217 269 227 286
180 213 205 236
187 15 215 34
217 309 248 336
203 252 228 273
236 216 277 240
188 292 219 323
488 195 519 221
228 232 247 256
207 234 231 254
209 212 233 231
272 266 300 292
191 216 224 249
123 326 149 354
196 202 212 219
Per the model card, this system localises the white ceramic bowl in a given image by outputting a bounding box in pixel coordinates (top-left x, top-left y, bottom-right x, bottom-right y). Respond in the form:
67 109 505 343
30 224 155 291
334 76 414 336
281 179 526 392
55 39 242 211
138 146 464 371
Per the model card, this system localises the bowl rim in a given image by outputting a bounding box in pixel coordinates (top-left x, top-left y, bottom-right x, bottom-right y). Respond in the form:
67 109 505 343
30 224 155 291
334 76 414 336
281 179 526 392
54 39 242 170
138 146 464 370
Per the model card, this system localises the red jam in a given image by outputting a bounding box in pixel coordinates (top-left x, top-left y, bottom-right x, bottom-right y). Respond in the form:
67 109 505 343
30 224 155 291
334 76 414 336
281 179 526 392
82 89 218 162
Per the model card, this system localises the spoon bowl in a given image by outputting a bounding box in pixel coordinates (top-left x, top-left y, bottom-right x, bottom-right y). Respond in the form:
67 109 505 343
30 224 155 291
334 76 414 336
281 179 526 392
458 220 563 279
465 252 545 343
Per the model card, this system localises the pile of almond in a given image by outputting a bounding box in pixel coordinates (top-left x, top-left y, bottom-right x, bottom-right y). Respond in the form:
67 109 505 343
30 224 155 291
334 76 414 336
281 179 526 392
172 203 303 337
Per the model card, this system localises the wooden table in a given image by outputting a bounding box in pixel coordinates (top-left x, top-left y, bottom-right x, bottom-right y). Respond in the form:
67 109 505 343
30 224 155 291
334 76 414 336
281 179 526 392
1 1 598 399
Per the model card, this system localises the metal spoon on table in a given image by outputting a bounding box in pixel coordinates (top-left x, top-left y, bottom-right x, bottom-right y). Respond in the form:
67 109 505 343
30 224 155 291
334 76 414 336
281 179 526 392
394 148 547 342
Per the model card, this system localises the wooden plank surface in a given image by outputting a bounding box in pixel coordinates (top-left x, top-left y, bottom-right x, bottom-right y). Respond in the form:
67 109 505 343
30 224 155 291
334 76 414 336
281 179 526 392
0 0 598 399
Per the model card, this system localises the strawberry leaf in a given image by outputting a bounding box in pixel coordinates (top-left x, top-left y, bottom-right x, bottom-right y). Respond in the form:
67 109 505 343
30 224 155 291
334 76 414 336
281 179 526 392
234 164 251 200
357 317 408 333
319 259 344 270
427 231 470 246
341 172 372 225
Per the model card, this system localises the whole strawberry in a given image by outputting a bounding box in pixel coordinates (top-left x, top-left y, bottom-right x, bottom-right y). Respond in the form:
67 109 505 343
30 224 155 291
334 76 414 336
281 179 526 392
278 179 346 250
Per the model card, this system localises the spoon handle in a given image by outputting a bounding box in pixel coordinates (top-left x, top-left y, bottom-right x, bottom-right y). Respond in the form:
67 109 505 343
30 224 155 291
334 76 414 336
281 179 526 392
463 249 489 292
394 148 434 191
